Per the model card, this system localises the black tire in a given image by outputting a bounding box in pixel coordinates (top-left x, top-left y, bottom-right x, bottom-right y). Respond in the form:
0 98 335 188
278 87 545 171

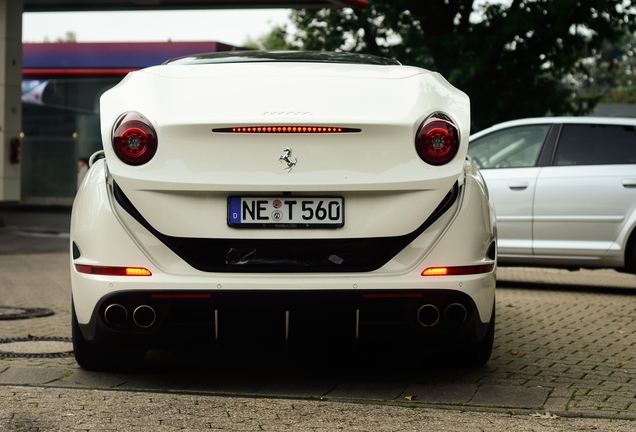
630 238 636 274
464 302 495 367
72 302 144 371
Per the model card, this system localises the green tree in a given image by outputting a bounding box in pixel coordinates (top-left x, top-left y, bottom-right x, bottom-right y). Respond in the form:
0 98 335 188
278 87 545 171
243 25 292 50
43 31 77 43
291 1 636 131
578 33 636 103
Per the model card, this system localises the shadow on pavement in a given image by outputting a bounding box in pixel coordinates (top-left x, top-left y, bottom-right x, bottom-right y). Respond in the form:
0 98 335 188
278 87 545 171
0 205 71 255
497 280 636 295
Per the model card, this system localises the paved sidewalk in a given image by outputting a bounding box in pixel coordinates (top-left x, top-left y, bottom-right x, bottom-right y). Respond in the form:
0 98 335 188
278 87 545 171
1 205 636 428
0 204 70 255
3 385 636 432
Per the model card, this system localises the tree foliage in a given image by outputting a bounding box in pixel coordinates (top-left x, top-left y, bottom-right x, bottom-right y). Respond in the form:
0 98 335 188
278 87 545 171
243 25 292 50
43 31 77 43
578 33 636 103
291 1 636 131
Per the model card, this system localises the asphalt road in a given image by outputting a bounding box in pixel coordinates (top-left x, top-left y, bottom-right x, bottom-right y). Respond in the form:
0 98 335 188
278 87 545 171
1 205 636 431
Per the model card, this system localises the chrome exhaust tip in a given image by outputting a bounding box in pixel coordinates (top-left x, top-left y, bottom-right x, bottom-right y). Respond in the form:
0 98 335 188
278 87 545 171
445 303 468 325
104 304 128 327
417 304 440 327
133 305 157 328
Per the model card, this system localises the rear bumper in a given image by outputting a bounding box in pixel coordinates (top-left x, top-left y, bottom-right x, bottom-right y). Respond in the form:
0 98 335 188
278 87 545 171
78 288 492 349
71 159 497 348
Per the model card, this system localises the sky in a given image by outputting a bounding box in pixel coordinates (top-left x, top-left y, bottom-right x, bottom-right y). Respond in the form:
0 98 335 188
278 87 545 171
22 9 293 47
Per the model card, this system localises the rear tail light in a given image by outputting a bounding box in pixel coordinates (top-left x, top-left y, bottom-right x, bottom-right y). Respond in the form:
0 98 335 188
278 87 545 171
415 113 460 166
112 112 157 165
75 264 152 276
421 264 494 276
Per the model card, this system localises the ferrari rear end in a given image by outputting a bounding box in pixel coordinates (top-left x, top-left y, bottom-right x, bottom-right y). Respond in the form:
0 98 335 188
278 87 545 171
70 52 497 370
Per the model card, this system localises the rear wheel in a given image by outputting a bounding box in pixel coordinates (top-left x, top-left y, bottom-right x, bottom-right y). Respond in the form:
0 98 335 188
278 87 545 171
464 302 495 367
72 302 144 371
630 238 636 274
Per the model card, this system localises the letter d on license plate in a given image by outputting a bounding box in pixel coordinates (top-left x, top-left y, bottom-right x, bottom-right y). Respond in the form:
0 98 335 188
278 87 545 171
228 196 344 228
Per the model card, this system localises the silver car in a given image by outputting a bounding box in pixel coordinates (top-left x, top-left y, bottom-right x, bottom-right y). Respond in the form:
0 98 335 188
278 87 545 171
469 117 636 274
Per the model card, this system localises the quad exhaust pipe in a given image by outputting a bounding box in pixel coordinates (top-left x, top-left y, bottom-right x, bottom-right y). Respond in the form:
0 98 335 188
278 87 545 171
103 304 157 329
133 305 157 328
417 304 440 327
417 302 468 327
104 304 128 327
445 303 468 325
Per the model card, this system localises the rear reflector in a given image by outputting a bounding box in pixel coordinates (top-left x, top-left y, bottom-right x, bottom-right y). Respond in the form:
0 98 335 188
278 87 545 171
422 264 494 276
362 293 424 299
213 126 361 133
151 293 212 299
75 264 152 276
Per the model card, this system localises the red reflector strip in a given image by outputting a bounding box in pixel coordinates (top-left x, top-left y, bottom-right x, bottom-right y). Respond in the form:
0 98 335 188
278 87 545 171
362 293 424 299
421 264 494 276
151 293 212 299
212 126 361 134
75 264 152 276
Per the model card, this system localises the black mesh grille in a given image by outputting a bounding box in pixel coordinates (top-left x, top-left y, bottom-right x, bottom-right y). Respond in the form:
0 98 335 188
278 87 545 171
113 182 458 273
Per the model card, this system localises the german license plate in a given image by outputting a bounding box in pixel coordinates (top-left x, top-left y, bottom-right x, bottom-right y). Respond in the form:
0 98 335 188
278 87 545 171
228 196 344 228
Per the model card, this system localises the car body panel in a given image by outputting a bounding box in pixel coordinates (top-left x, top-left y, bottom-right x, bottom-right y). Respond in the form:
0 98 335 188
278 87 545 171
533 164 636 257
72 159 496 324
477 167 540 256
100 62 469 240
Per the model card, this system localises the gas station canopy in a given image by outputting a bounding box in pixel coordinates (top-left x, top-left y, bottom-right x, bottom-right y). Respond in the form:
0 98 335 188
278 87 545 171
23 0 368 12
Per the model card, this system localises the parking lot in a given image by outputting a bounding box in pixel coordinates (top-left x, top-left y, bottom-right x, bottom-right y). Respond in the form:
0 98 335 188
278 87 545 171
1 207 636 430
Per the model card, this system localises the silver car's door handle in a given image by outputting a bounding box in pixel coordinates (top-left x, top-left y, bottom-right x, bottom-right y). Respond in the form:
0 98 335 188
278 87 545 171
622 179 636 188
508 181 529 190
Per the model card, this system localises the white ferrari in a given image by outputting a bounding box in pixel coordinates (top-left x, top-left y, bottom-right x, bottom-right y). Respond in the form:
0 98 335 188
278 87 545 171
70 51 497 370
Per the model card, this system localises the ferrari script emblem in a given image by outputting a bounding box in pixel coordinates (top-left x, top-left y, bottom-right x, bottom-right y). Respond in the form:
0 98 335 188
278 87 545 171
279 147 297 172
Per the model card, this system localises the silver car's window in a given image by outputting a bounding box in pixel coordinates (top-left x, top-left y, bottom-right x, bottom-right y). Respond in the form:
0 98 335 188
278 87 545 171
468 125 549 169
554 124 636 166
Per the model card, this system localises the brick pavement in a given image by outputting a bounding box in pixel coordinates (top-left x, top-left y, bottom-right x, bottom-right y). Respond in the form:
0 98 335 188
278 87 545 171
494 267 636 418
1 250 634 421
1 207 636 423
